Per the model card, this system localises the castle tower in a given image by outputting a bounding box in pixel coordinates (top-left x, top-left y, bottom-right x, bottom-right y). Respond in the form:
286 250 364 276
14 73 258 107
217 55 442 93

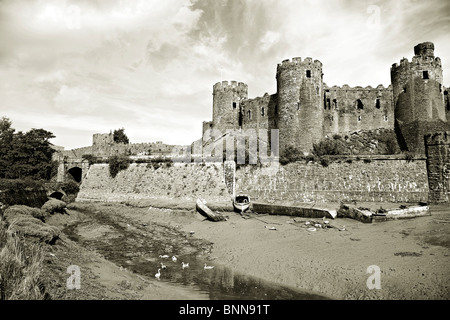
391 42 448 154
276 57 324 155
212 81 248 132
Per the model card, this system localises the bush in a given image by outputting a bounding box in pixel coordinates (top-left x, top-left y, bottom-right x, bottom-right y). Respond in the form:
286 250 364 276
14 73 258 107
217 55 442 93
82 154 97 165
0 179 44 191
108 155 130 178
319 157 329 167
279 146 303 165
312 139 345 157
59 180 80 194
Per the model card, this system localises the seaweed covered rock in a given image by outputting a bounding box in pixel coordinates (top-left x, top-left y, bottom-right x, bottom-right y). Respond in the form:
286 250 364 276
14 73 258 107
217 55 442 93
41 199 68 217
2 205 61 244
3 205 46 222
7 215 60 244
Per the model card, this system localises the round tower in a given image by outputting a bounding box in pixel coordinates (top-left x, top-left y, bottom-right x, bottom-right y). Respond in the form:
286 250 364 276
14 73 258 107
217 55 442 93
212 81 248 132
391 42 445 124
276 57 324 155
391 42 446 153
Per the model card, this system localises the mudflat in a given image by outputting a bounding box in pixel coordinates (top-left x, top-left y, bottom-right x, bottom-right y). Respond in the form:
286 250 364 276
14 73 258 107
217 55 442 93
46 200 449 300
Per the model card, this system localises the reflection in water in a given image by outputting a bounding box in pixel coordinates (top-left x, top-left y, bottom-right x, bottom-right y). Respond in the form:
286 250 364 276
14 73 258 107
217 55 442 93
63 218 330 300
130 255 328 300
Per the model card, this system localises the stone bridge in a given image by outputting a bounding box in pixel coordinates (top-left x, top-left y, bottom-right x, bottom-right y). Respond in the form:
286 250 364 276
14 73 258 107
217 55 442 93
56 156 90 183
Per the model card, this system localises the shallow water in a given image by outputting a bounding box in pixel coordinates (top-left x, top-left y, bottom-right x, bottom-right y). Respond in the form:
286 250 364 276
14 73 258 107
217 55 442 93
62 211 330 300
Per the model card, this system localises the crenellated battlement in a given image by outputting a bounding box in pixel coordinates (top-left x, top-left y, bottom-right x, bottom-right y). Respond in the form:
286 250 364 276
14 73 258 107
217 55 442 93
391 55 441 72
276 57 323 73
324 84 392 92
213 80 248 92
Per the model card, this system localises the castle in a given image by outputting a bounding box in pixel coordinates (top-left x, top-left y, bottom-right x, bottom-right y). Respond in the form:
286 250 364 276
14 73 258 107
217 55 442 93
202 42 450 156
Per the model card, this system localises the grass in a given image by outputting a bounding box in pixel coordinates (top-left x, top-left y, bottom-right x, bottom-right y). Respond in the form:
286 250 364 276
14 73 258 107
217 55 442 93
0 220 47 300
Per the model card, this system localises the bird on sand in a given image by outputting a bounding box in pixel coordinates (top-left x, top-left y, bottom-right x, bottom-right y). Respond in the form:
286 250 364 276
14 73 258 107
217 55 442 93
172 256 177 262
155 269 161 279
204 263 214 270
160 262 167 269
182 262 189 269
159 255 169 259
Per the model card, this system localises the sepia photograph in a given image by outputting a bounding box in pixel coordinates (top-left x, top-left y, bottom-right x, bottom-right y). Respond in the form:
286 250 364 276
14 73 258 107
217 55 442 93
0 0 449 314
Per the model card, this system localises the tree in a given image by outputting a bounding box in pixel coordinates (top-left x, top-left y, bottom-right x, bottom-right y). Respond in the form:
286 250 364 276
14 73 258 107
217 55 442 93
113 128 129 144
0 117 15 178
0 118 56 180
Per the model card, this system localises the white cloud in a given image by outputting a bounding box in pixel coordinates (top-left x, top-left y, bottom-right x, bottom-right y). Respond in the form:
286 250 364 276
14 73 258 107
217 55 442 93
0 0 449 150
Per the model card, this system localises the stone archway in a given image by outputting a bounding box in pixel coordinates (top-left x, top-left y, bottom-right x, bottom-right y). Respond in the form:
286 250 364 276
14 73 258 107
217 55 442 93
67 166 82 183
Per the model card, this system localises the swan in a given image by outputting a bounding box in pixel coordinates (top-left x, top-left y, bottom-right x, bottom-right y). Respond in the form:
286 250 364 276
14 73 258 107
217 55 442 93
172 256 177 262
204 263 214 270
155 268 161 279
159 255 169 259
182 262 189 269
160 262 167 269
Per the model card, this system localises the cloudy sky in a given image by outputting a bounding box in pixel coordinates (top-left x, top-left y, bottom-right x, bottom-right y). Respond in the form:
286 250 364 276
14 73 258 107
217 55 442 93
1 0 449 150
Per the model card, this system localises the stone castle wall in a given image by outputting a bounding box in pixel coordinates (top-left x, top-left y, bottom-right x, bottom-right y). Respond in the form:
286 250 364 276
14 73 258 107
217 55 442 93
76 162 230 202
77 158 429 204
425 131 450 202
235 158 429 203
322 85 394 137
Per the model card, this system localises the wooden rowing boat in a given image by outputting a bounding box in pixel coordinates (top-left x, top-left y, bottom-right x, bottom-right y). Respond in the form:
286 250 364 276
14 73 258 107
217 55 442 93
196 198 226 222
233 194 250 214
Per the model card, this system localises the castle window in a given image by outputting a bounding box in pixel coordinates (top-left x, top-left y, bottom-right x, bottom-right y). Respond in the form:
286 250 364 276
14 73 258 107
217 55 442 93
403 87 407 93
384 115 388 121
275 105 278 114
375 99 381 109
327 98 331 110
356 99 364 110
232 102 237 109
332 99 337 109
316 87 319 95
247 110 251 120
439 84 442 92
357 115 361 122
297 102 300 110
306 70 311 78
423 71 429 79
261 107 265 116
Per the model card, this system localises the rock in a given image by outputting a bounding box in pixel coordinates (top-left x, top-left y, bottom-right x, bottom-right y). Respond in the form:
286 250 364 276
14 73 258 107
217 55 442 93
41 199 68 217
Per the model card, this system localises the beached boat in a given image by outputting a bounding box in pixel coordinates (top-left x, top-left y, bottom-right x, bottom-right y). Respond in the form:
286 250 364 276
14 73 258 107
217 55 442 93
196 198 227 222
233 194 250 214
